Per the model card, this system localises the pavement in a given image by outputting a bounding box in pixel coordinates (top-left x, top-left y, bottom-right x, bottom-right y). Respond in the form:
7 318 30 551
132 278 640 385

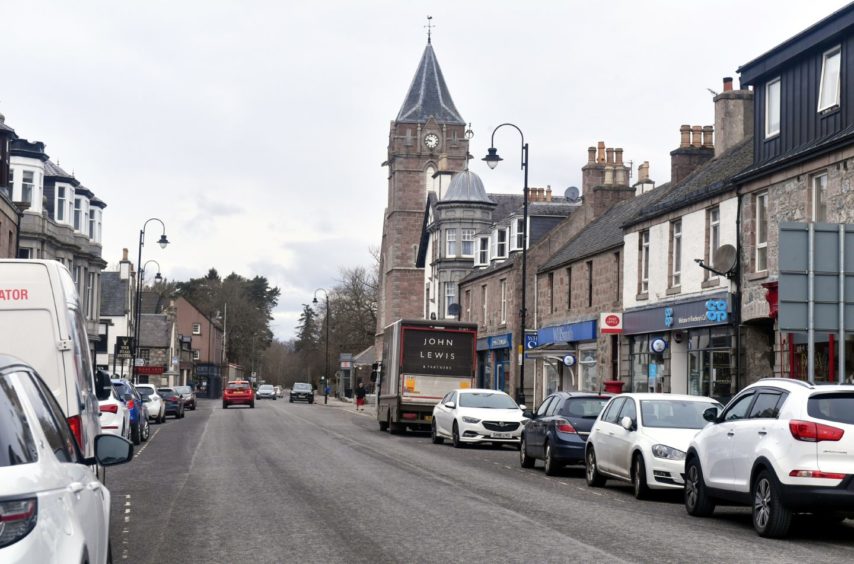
106 398 854 564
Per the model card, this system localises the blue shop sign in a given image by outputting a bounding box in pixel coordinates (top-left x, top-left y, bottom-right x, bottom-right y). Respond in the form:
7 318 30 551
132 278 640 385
537 319 597 346
477 333 513 351
624 292 731 335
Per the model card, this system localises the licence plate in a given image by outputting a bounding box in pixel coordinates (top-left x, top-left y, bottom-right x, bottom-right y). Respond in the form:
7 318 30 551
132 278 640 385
491 432 511 439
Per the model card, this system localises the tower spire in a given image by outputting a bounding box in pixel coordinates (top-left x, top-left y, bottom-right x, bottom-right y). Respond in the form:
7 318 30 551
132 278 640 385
425 15 434 44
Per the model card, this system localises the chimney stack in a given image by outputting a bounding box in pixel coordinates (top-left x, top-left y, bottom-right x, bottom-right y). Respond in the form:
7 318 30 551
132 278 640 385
604 165 614 185
714 76 754 156
587 147 596 164
122 248 129 262
638 161 650 182
615 148 624 165
671 124 715 184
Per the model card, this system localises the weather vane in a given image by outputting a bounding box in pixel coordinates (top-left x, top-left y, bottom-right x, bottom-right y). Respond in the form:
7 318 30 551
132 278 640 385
425 15 434 44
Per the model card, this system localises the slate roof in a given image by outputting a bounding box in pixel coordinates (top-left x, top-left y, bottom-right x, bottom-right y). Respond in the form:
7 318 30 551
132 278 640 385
139 314 171 348
99 272 128 316
442 170 493 203
539 183 675 273
0 114 14 133
458 254 516 285
396 43 465 124
44 159 75 180
625 137 754 228
140 291 167 314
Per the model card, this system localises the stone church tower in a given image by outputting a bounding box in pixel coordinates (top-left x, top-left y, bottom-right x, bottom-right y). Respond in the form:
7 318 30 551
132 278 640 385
376 39 469 344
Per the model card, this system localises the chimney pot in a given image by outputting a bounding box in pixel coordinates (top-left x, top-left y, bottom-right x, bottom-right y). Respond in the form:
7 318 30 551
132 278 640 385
546 185 552 202
615 148 624 165
723 77 733 92
691 125 703 147
587 146 596 164
638 161 650 183
597 141 606 163
606 147 615 164
702 125 714 148
680 125 691 148
122 248 129 261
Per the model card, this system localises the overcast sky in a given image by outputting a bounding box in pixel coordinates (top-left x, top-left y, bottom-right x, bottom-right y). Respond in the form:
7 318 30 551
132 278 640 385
2 1 848 339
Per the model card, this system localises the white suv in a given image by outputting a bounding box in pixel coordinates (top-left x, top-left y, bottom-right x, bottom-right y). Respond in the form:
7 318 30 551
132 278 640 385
684 378 854 537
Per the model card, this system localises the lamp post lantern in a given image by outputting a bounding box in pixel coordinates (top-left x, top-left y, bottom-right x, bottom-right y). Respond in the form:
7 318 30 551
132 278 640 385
132 218 169 385
313 288 330 405
483 123 529 406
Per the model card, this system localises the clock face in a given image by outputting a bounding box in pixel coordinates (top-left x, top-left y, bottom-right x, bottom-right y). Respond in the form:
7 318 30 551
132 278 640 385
424 133 440 149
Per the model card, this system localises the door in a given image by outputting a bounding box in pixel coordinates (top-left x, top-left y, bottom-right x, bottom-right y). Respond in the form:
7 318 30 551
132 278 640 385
435 392 455 436
609 398 637 479
529 396 555 456
495 355 506 392
703 391 755 488
730 390 783 492
594 397 626 473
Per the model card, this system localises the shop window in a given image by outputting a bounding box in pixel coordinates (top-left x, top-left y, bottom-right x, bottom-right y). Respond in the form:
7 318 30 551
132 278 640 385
785 332 854 384
579 348 597 392
629 335 670 394
543 363 559 396
687 327 735 401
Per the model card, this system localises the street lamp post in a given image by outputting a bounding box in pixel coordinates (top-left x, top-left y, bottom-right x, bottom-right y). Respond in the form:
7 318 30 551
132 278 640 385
132 218 169 385
313 288 330 405
483 123 529 406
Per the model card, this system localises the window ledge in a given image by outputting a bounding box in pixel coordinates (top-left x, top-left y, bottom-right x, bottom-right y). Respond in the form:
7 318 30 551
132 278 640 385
764 131 780 142
746 271 769 281
636 292 649 301
819 104 840 116
701 277 720 289
666 286 682 296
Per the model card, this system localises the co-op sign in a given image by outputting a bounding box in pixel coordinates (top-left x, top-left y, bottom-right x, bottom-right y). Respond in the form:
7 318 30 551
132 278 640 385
623 292 731 334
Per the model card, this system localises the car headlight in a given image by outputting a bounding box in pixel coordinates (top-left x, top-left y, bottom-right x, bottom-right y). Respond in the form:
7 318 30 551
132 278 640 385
651 444 686 460
461 416 481 424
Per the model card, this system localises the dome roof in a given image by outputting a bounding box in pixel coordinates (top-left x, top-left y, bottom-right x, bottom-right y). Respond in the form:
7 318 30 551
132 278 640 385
442 170 493 203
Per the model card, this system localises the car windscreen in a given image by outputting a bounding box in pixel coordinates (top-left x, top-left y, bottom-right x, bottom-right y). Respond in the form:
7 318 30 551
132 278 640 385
137 388 154 397
560 397 610 419
458 392 518 409
113 382 132 396
0 375 38 467
175 386 191 394
158 389 176 396
293 384 312 391
808 392 854 425
640 400 720 429
259 385 274 391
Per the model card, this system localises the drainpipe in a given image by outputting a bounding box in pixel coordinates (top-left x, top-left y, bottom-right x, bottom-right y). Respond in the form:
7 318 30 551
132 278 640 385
734 192 743 393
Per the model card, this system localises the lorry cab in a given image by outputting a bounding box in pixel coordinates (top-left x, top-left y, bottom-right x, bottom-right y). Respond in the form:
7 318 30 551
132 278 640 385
0 260 110 462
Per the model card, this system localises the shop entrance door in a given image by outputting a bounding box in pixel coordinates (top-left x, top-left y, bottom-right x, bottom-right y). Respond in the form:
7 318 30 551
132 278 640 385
495 357 507 392
688 350 733 401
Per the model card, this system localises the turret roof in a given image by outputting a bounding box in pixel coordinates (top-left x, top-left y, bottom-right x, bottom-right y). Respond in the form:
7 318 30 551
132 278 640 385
396 44 465 125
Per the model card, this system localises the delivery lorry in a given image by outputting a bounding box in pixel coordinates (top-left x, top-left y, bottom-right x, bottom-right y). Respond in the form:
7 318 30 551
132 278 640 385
377 319 477 433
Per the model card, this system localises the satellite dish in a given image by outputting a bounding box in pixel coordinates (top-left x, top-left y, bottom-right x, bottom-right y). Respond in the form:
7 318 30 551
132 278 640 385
713 244 738 274
564 186 580 202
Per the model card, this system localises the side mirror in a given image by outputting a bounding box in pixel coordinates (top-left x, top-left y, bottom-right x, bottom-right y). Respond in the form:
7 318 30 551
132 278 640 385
94 371 112 401
620 416 635 431
445 402 456 409
703 407 719 422
93 434 134 467
518 404 527 411
522 410 534 419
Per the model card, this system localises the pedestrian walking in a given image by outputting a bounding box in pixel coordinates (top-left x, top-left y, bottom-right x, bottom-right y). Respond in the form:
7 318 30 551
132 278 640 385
355 380 367 411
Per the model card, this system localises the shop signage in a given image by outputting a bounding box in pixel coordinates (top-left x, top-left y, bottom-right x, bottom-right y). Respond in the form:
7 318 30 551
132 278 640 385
114 337 134 359
524 331 539 350
600 313 623 334
650 338 668 353
623 292 731 334
134 365 164 375
477 333 513 351
537 319 597 346
563 354 576 367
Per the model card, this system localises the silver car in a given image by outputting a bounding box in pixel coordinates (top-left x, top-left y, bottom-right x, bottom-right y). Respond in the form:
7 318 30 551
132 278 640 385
256 384 277 400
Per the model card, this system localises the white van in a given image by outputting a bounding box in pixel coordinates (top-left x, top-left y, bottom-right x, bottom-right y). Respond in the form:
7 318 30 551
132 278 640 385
0 260 111 462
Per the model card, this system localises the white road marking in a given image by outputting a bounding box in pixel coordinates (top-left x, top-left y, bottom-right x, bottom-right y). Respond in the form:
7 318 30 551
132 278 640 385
133 428 160 459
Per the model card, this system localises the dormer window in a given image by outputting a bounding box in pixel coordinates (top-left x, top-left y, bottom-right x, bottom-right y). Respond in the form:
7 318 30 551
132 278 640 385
818 46 841 112
73 197 84 231
765 77 781 138
21 171 34 204
515 218 525 250
56 186 67 222
492 229 508 259
476 236 489 265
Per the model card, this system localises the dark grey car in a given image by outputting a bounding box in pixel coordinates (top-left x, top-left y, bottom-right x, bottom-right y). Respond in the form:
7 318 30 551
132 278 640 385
290 383 314 404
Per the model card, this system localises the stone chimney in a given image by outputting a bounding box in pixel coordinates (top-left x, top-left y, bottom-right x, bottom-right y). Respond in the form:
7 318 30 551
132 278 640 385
587 147 596 164
545 186 552 202
633 161 655 195
714 76 754 156
582 141 636 220
670 124 715 184
119 248 132 280
597 141 606 163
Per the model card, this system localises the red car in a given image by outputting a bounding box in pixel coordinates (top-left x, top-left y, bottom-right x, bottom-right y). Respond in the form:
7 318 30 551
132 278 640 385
223 380 254 409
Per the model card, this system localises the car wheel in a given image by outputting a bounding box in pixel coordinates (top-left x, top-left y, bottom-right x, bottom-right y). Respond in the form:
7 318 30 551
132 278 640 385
519 435 535 468
250 402 255 408
130 422 141 446
544 441 561 476
452 422 464 448
222 402 227 409
141 419 150 442
585 447 606 487
633 454 650 500
753 469 792 538
431 420 444 444
684 457 715 516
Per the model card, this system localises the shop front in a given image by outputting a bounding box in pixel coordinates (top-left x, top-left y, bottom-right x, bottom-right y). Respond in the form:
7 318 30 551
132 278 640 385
623 292 735 401
476 333 512 393
528 319 598 400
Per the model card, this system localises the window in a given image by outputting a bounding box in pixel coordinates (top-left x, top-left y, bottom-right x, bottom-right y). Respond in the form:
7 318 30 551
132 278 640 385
500 278 507 323
614 252 621 301
88 209 96 239
619 397 637 423
670 220 682 288
755 192 768 272
818 46 841 112
464 289 471 321
73 197 83 231
748 392 783 419
6 169 12 193
20 371 77 463
765 77 781 138
56 186 67 221
639 230 650 294
425 165 437 195
566 267 572 310
192 323 202 335
536 396 555 417
193 350 201 361
602 397 627 424
461 229 475 257
587 260 594 307
515 218 525 249
86 272 96 319
481 284 488 324
493 229 508 258
445 229 457 257
139 348 150 361
812 172 828 222
444 282 456 318
548 272 554 313
477 237 489 265
21 171 34 204
0 372 38 467
723 392 755 422
707 208 720 275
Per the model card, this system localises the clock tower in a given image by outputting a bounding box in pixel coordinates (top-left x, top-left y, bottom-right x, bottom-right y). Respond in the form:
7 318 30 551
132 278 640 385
376 39 469 342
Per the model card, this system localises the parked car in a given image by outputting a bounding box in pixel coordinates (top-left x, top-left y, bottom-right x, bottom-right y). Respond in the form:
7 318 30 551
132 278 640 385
520 392 611 475
0 356 133 562
157 388 186 419
112 378 145 445
275 385 284 398
289 382 314 404
585 393 722 499
174 385 196 410
136 384 166 423
431 389 528 448
223 380 254 409
256 384 277 400
685 378 854 537
98 387 131 441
